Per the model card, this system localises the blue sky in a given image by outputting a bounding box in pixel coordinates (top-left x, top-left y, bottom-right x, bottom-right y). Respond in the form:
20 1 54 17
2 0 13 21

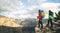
47 0 60 3
0 0 60 19
20 0 60 6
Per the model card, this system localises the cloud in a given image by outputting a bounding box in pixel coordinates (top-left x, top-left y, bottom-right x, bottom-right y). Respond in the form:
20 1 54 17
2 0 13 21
10 6 39 19
27 6 38 11
26 6 39 18
0 0 24 11
14 9 38 19
39 3 60 12
0 0 26 19
28 0 47 4
1 10 29 19
28 0 47 2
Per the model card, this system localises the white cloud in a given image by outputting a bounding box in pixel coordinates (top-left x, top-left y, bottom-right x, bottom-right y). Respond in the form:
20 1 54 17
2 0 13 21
26 6 39 18
28 0 47 4
0 0 24 11
3 10 29 19
16 8 38 19
11 10 28 15
10 6 38 19
28 0 46 2
0 0 26 19
39 3 60 12
28 6 38 11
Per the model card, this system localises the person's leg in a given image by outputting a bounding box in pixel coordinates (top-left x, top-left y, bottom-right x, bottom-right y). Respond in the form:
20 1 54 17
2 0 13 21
38 19 40 28
49 19 54 30
40 19 43 29
50 19 53 29
41 22 43 29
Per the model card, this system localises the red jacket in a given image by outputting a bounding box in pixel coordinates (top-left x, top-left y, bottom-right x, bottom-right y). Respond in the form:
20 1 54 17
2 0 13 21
37 12 42 19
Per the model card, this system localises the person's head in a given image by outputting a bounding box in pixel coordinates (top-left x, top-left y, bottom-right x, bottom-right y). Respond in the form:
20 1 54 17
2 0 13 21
49 10 52 13
38 10 41 13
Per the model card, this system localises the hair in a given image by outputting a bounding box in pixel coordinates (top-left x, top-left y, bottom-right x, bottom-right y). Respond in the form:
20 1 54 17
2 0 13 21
49 10 52 12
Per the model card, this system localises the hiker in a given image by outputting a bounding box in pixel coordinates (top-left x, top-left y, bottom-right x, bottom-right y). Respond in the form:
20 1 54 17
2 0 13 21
47 10 54 30
55 11 60 20
55 11 60 27
37 10 43 29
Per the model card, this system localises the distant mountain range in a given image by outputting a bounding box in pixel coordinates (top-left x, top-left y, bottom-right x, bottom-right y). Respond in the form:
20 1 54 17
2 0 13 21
20 18 48 27
0 15 48 27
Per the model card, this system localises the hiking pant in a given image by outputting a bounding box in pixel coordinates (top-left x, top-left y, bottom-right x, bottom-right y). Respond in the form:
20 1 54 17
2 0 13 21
47 19 53 28
38 19 43 29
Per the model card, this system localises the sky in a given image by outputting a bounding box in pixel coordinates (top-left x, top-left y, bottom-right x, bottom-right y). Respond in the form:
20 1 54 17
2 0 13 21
0 0 60 19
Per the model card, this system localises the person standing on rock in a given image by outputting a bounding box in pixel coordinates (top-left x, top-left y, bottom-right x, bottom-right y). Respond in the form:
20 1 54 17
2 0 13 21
37 10 43 29
47 10 54 30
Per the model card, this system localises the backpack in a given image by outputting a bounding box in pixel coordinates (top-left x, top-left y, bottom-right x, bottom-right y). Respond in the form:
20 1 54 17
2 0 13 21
41 11 46 18
49 12 53 19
